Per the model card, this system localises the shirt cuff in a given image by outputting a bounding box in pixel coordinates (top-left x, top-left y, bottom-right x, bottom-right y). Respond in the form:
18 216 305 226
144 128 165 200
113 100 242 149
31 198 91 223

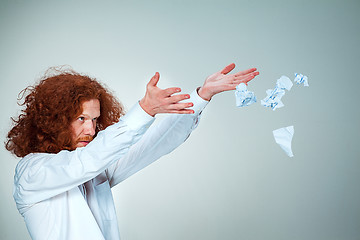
189 88 209 114
121 102 155 131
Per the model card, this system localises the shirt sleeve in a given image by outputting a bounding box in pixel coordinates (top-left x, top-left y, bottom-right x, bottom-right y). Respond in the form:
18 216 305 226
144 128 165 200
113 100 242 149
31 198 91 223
106 88 209 187
13 102 155 206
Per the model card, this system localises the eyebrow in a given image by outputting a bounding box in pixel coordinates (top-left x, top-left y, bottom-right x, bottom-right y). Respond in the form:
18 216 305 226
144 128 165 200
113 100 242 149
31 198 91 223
79 114 100 119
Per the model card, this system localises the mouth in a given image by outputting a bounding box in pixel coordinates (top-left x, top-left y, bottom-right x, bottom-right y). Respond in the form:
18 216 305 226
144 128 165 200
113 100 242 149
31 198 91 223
78 141 90 147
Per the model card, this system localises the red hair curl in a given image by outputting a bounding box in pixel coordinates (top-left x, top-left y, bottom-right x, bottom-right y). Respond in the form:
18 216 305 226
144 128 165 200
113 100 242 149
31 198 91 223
5 67 124 158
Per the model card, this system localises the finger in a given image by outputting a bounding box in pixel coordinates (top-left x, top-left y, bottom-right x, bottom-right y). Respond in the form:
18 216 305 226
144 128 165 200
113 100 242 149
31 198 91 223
232 72 259 84
235 71 259 80
220 63 236 75
225 84 237 91
234 68 258 77
166 102 194 110
148 72 160 87
164 109 195 114
233 73 258 85
168 94 190 104
163 87 181 97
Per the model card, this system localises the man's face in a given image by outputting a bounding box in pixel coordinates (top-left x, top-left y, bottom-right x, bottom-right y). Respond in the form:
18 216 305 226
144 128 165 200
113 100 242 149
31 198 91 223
70 99 100 148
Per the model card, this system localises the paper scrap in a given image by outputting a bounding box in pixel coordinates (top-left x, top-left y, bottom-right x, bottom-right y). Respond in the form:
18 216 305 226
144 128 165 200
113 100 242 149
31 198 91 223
273 126 294 157
235 83 257 107
261 76 293 111
294 73 309 86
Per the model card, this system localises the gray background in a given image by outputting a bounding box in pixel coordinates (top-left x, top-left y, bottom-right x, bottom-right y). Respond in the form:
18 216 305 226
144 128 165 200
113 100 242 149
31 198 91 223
1 0 359 239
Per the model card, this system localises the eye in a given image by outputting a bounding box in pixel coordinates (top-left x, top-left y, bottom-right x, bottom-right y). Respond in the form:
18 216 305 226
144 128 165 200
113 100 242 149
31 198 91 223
78 116 85 122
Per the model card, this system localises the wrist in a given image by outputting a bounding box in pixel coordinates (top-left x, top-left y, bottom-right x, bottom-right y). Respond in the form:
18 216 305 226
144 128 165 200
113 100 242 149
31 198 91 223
197 86 212 101
139 98 156 117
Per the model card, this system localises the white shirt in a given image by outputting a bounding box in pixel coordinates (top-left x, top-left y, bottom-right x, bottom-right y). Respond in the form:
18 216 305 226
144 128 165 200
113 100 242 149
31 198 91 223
13 90 208 240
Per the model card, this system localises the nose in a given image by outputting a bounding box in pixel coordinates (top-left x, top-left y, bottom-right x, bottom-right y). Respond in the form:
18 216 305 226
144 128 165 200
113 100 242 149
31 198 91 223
83 120 96 136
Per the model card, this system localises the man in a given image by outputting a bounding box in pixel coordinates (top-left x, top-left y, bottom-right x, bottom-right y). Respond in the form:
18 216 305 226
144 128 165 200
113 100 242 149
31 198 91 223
6 63 259 240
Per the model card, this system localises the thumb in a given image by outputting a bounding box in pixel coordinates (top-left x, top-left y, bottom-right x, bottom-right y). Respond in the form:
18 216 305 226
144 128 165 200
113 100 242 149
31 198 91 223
220 63 236 75
148 72 160 87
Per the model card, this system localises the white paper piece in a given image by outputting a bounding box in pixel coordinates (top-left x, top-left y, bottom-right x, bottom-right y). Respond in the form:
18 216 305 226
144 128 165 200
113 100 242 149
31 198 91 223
294 73 309 86
261 76 293 111
277 75 293 91
273 126 294 157
235 83 257 107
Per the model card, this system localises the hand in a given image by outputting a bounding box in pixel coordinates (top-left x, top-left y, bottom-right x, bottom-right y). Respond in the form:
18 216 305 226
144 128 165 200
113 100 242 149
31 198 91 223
139 72 194 117
198 63 259 101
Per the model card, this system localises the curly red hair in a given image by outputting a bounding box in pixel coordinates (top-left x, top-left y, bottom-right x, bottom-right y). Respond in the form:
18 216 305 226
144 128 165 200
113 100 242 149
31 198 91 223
5 67 124 158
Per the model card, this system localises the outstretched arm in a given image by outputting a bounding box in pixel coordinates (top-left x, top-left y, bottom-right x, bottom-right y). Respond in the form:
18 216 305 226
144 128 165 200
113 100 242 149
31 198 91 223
107 89 207 187
107 63 260 186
